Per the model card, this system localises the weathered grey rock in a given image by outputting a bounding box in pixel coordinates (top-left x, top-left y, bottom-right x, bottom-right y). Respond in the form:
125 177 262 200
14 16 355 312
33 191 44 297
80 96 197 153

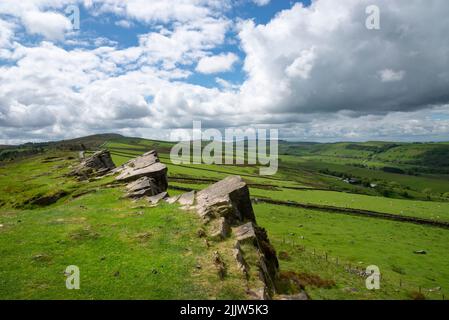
70 150 115 179
247 287 269 300
85 150 115 170
233 222 279 295
127 188 156 199
165 195 180 204
197 196 234 222
126 177 153 192
233 222 256 243
147 192 168 205
125 176 165 199
115 150 167 184
193 176 279 298
210 217 230 241
195 176 255 223
117 162 167 183
178 191 195 206
233 242 249 276
114 150 168 193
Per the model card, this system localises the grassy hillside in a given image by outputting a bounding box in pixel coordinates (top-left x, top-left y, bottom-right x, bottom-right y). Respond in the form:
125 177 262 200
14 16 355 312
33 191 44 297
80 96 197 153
0 152 252 299
1 135 449 300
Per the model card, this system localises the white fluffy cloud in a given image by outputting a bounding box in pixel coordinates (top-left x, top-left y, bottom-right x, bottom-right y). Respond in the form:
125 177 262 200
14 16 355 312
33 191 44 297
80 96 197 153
196 52 239 74
87 0 231 23
22 11 72 40
0 18 14 47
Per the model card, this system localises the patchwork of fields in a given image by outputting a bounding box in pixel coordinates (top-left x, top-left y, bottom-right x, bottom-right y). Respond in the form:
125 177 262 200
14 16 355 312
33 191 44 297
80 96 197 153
1 135 449 300
104 137 449 300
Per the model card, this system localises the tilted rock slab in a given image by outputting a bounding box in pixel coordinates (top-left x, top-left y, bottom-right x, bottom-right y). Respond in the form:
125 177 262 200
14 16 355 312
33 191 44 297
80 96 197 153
194 176 279 299
114 151 168 197
195 176 256 223
147 191 169 205
70 150 115 179
126 176 165 198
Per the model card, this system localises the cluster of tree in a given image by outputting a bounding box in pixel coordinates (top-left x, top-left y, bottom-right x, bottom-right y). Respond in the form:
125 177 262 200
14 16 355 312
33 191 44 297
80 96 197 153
319 168 422 199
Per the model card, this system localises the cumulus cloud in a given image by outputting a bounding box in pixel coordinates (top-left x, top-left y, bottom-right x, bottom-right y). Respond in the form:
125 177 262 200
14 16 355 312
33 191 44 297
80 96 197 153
138 17 230 69
196 52 239 74
0 18 14 47
238 0 449 115
285 48 316 79
87 0 232 24
22 10 73 40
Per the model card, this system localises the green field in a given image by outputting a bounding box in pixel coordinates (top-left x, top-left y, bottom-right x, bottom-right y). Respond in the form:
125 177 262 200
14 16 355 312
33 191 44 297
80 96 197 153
1 135 449 300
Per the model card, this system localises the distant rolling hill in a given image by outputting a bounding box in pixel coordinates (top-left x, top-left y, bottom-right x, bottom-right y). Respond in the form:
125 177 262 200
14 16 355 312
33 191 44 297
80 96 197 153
279 140 449 171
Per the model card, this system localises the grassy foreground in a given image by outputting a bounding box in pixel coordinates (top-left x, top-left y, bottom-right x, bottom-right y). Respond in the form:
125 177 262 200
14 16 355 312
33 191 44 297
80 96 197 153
0 153 248 299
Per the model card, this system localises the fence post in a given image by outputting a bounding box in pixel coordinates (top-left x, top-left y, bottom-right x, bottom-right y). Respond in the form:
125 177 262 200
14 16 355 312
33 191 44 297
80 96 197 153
325 252 328 261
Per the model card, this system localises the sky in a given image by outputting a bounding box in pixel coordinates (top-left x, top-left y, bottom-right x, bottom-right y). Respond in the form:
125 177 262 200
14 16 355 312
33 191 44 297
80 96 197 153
0 0 449 144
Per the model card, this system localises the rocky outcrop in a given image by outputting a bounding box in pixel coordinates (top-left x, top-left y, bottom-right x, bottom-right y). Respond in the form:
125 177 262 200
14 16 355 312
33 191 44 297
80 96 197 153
148 191 169 205
115 151 167 185
195 176 256 223
70 150 115 179
113 150 168 199
110 150 279 299
125 176 165 198
193 176 279 299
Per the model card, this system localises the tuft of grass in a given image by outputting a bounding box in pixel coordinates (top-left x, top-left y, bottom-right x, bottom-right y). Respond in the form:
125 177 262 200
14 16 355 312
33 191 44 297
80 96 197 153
68 227 100 241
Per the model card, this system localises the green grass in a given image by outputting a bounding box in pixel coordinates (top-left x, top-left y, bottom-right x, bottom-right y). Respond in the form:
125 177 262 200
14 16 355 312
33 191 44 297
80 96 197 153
0 152 248 300
256 203 449 300
0 186 222 299
250 189 449 223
